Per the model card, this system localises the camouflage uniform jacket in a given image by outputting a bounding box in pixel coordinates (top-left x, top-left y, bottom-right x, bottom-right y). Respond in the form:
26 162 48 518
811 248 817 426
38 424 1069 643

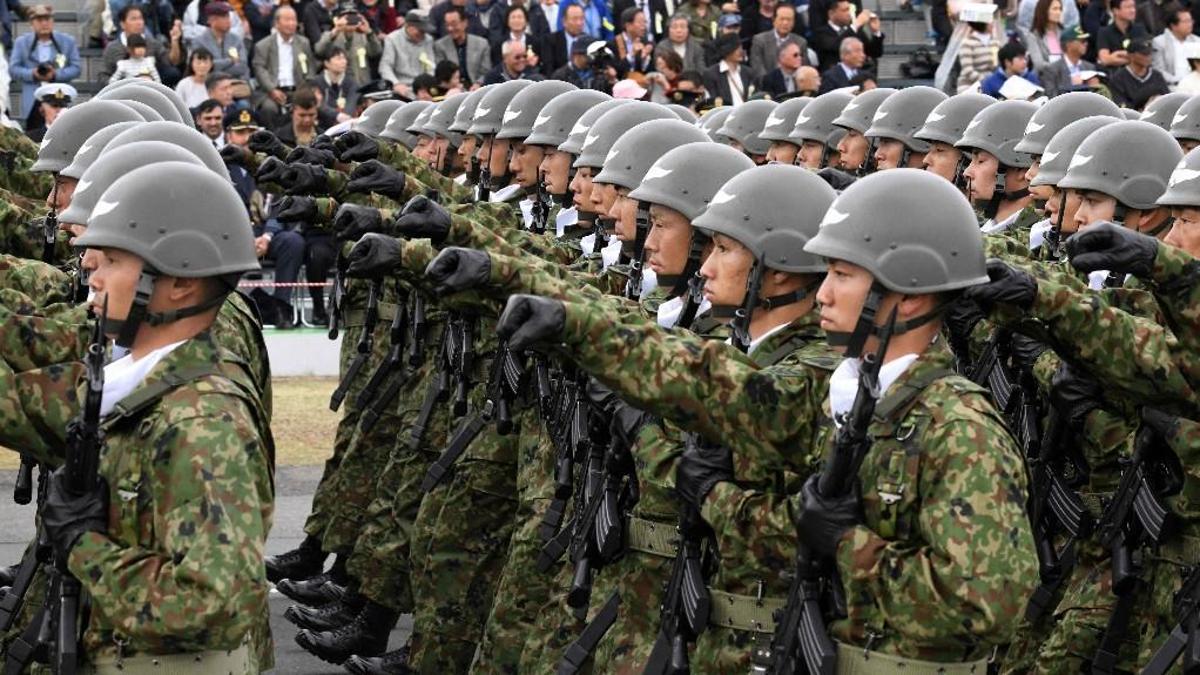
0 253 72 307
831 339 1037 661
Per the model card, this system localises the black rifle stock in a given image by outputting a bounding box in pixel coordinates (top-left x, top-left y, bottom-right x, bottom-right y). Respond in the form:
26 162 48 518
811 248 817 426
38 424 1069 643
329 280 382 411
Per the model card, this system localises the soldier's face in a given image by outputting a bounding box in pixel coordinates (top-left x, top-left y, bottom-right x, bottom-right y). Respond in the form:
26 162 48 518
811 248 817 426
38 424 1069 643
489 138 512 178
458 135 478 169
1025 157 1041 184
432 137 456 173
510 143 544 188
766 140 798 165
645 204 693 276
816 259 897 353
1166 207 1200 256
571 166 594 211
590 180 617 218
540 149 572 194
700 233 753 312
47 174 76 214
1073 190 1117 229
610 187 638 240
836 130 869 172
798 140 827 170
1047 187 1083 234
1181 139 1200 153
922 142 960 183
83 247 153 334
963 149 1000 203
873 138 908 171
413 135 433 162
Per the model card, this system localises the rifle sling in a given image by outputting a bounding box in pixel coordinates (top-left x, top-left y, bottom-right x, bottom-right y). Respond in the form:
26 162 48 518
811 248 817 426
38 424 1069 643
873 368 956 424
420 413 487 492
557 591 621 675
1093 584 1140 673
108 366 222 423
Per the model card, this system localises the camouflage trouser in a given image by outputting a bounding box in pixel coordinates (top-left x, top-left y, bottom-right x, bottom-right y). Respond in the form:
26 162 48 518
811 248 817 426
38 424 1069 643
591 548 674 673
1136 548 1200 668
691 626 765 673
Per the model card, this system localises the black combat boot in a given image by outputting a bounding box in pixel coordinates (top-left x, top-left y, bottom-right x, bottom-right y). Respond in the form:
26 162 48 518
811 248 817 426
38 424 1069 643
277 555 349 605
295 600 399 665
284 590 366 632
343 645 411 675
265 534 326 583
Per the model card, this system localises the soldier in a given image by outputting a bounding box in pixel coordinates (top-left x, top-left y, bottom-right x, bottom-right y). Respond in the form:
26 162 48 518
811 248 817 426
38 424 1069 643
830 87 895 175
1170 94 1200 153
863 85 946 171
1012 92 1121 190
913 92 993 188
759 97 811 165
698 107 734 141
1137 91 1191 131
956 100 1039 234
786 90 852 171
712 98 777 164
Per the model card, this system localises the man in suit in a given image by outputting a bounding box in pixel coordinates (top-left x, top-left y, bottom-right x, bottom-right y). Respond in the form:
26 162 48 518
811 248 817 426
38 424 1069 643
609 5 654 75
435 5 493 84
191 1 250 80
612 0 676 41
555 0 614 39
483 38 545 82
810 0 882 72
653 13 705 72
252 5 316 129
309 46 359 116
99 5 182 84
749 4 807 71
761 40 813 96
818 34 867 92
1042 25 1097 95
1151 2 1200 87
541 3 591 74
8 4 81 119
703 32 759 104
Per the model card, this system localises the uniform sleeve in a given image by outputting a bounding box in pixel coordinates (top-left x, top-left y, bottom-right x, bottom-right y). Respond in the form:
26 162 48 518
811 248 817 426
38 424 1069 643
485 251 618 305
377 142 474 204
1149 242 1200 358
0 360 78 465
0 298 90 371
68 405 270 652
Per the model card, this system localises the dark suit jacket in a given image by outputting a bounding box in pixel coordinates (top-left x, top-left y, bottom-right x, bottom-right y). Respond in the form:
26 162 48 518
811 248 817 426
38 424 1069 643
611 0 676 41
541 30 594 75
810 23 882 72
309 73 360 115
434 33 493 85
490 32 544 66
488 2 551 46
749 30 807 71
702 62 761 104
1040 56 1096 97
760 66 795 97
817 61 856 93
252 33 317 92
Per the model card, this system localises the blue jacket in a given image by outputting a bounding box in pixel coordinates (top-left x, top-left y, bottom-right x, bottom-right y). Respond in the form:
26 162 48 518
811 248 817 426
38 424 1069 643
9 30 82 118
556 0 614 40
0 0 21 51
980 66 1041 98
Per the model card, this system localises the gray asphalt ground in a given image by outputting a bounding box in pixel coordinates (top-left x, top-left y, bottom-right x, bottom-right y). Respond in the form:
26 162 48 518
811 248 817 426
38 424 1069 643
0 465 413 675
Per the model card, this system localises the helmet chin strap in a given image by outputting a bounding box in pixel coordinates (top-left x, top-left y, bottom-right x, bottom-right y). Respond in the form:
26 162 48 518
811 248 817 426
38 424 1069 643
109 270 232 349
1045 189 1068 258
559 164 577 208
982 166 1030 220
855 138 878 177
953 154 971 192
655 227 710 299
825 284 945 359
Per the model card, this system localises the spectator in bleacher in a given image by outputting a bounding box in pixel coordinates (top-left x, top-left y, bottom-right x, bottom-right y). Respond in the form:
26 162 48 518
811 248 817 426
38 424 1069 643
703 31 758 103
310 45 358 113
380 9 437 97
1109 35 1168 106
616 0 672 42
192 1 250 79
537 0 560 37
109 0 175 37
24 81 73 142
610 6 653 74
549 36 609 89
810 0 881 72
542 3 589 73
740 0 775 47
274 84 322 144
817 33 864 92
483 37 543 81
223 107 264 215
653 14 703 74
489 0 550 48
980 40 1041 96
182 0 245 44
1151 2 1199 87
302 0 337 44
176 46 213 105
956 19 998 91
244 0 275 43
0 0 23 53
109 32 162 81
100 5 183 84
194 97 226 145
8 4 81 119
359 0 400 34
749 3 805 71
467 0 504 38
703 11 740 65
1019 0 1065 74
1097 0 1147 69
645 47 680 100
1018 0 1079 32
556 0 614 39
491 5 543 65
678 0 717 41
316 0 383 84
1041 25 1096 95
435 58 464 91
1175 42 1200 93
434 5 491 83
252 5 314 128
206 69 235 110
430 0 486 38
760 39 806 95
1136 0 1169 36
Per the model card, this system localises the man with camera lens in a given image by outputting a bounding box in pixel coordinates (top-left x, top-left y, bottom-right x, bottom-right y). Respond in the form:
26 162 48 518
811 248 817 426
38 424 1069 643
316 0 383 85
8 4 80 120
549 38 617 91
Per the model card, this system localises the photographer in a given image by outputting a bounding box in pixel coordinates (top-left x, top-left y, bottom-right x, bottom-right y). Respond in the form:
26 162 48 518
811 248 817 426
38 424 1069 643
315 0 382 85
549 38 617 91
8 4 80 119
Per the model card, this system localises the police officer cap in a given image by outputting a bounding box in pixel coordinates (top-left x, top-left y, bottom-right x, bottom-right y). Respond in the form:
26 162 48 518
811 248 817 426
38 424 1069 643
34 83 76 107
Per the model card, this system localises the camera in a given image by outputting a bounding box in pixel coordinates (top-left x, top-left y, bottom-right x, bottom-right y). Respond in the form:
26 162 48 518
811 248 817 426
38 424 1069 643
35 62 54 79
346 13 362 26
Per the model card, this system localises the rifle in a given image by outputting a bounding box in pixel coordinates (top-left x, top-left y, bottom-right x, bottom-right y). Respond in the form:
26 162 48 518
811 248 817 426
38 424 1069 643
41 210 58 264
537 373 580 556
531 172 551 234
408 327 452 452
762 308 898 675
358 289 411 433
329 279 382 411
449 315 476 418
408 294 428 368
1143 564 1200 675
328 248 348 340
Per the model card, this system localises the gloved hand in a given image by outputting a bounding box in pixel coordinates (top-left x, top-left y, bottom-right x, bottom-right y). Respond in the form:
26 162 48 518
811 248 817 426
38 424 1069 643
1066 221 1159 279
795 473 861 558
287 145 337 168
609 401 653 450
1049 363 1104 430
256 155 288 184
963 259 1038 311
816 167 857 191
219 143 250 167
943 296 987 341
272 196 318 223
249 129 288 159
284 163 329 196
674 441 734 510
497 294 566 351
41 467 108 570
1010 333 1048 371
425 247 491 295
332 204 384 241
346 160 407 201
310 134 337 155
394 195 451 245
346 233 404 278
335 130 381 163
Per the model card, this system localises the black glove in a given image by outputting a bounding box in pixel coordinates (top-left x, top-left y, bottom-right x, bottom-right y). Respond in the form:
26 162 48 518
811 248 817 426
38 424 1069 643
347 160 407 201
394 195 451 245
287 145 337 168
332 204 384 241
284 163 329 196
795 473 861 558
816 167 857 191
272 196 318 223
963 259 1038 311
335 130 381 163
1010 333 1048 371
248 129 288 159
1049 363 1104 430
219 143 249 167
497 294 566 351
424 247 491 295
674 441 734 510
41 467 108 569
943 296 987 341
346 232 404 278
609 401 653 450
310 134 337 154
1066 221 1159 279
256 155 288 184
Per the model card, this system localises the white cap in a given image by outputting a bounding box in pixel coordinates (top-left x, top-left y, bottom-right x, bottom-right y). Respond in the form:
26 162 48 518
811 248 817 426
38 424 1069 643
613 78 648 100
34 82 77 105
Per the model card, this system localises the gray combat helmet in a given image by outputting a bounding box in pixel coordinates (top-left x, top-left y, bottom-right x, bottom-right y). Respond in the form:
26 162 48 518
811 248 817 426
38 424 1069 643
448 85 494 134
1141 91 1191 131
1030 116 1120 188
32 101 145 173
113 99 164 121
76 162 259 277
667 104 698 123
805 168 987 293
831 88 897 134
525 89 612 148
495 80 578 140
1013 92 1122 156
695 164 836 274
356 100 406 137
468 79 536 136
716 99 778 156
864 85 947 153
381 101 433 149
591 119 709 190
574 102 676 170
698 107 733 140
629 143 755 221
759 97 811 144
913 93 993 147
94 84 185 124
1169 95 1200 142
60 141 209 225
1157 147 1200 207
1121 109 1143 121
422 92 468 146
788 91 852 150
104 78 193 123
104 121 228 177
1058 120 1184 210
955 100 1038 168
407 104 438 136
558 99 629 155
59 121 141 180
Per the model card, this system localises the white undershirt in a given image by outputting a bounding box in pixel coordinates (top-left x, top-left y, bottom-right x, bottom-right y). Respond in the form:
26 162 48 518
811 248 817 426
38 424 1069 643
1029 218 1052 250
100 340 186 417
828 352 920 424
656 294 713 329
